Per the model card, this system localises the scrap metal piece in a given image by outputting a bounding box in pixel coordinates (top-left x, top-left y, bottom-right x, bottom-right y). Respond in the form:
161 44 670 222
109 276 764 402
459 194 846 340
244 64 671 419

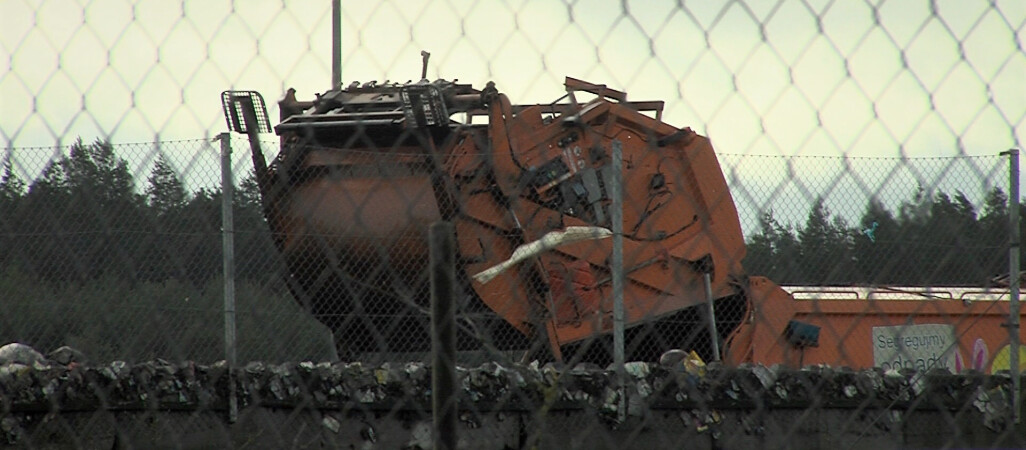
473 226 613 284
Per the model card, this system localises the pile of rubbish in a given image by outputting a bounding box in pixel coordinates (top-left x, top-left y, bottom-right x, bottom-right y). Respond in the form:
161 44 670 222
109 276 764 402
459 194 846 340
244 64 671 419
0 343 1016 434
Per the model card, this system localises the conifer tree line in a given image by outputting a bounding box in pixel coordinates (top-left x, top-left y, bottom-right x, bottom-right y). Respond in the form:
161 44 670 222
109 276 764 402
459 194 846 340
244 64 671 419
0 139 334 363
745 187 1019 286
0 139 1020 290
0 139 279 287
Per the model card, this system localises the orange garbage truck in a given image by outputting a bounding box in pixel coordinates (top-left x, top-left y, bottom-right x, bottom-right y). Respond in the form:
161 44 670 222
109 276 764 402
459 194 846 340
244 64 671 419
222 73 1023 371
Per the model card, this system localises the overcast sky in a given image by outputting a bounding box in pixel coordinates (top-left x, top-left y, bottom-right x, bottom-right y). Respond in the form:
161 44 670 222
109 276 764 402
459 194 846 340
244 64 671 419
2 0 1021 153
1 0 1024 229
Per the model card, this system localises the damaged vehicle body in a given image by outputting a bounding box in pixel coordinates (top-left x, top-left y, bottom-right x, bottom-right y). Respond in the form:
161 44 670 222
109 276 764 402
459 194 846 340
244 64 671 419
223 70 751 363
222 61 1024 368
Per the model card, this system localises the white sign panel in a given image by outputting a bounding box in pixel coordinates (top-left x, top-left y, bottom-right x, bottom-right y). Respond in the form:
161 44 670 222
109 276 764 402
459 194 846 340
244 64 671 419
872 324 957 371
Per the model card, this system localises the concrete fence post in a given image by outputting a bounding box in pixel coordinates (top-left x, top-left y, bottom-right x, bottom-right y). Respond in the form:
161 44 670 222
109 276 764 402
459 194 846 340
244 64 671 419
219 132 238 424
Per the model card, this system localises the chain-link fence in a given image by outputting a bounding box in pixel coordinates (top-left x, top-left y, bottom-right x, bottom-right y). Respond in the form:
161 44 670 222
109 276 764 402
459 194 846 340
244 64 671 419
0 138 335 365
0 133 1017 361
2 0 1024 448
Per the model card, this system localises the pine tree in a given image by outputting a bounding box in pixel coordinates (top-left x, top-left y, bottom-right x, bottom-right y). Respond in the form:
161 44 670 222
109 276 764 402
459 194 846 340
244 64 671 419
0 153 27 270
920 191 979 285
744 212 779 278
978 188 1011 284
0 153 26 202
22 139 146 282
234 172 280 284
139 154 192 282
853 198 900 284
797 198 852 284
743 210 804 283
146 154 188 216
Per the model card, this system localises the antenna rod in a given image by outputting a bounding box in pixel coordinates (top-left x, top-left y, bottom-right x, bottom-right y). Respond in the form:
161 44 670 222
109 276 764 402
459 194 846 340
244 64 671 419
421 51 431 81
332 0 341 88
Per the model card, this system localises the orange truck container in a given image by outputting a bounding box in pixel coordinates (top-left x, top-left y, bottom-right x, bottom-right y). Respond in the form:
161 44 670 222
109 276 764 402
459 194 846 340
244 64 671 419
223 71 1023 370
726 279 1026 373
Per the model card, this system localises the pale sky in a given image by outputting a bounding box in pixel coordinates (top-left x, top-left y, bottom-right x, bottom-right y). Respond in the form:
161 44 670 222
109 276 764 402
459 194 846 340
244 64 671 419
1 0 1024 230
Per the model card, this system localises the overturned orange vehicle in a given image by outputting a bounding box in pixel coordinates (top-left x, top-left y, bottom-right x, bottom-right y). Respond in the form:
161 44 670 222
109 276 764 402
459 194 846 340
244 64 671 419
228 75 756 362
223 68 1025 370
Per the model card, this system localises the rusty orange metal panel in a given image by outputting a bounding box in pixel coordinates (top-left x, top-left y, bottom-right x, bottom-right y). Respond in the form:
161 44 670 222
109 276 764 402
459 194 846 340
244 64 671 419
731 277 1025 372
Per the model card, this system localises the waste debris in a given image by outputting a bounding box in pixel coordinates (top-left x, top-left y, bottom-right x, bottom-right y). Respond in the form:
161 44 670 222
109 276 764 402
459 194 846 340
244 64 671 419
0 342 1015 436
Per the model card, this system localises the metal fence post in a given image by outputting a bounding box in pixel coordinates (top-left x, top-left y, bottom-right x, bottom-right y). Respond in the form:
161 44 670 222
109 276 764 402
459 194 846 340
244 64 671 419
611 139 626 419
219 132 238 424
331 0 341 89
430 221 457 450
1004 148 1021 424
703 273 721 362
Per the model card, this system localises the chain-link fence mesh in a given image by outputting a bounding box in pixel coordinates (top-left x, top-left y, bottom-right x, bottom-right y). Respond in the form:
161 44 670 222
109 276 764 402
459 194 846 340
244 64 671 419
2 0 1024 448
0 138 335 364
